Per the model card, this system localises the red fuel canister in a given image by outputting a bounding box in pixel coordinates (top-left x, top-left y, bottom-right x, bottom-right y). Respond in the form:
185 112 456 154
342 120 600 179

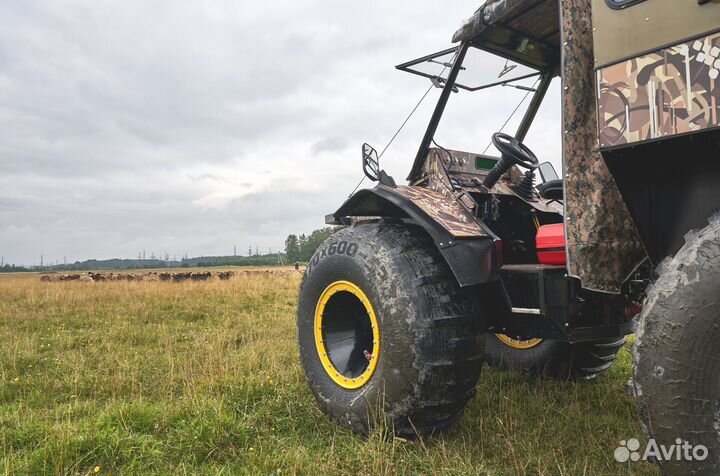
536 223 567 266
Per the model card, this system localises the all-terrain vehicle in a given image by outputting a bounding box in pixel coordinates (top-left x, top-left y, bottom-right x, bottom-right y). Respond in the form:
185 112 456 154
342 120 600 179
297 1 720 474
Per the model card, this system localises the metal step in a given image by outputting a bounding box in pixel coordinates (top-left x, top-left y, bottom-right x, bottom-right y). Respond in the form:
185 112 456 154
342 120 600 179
499 264 568 316
500 264 566 274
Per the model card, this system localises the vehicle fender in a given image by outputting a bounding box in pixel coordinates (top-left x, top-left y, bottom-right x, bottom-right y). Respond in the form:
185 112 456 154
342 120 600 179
326 185 499 287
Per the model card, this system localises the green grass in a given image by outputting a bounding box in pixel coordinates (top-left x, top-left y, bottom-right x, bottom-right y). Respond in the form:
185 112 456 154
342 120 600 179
0 272 659 475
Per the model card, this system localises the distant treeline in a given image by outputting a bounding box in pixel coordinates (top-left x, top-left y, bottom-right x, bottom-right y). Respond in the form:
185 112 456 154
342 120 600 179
24 255 286 272
50 259 179 271
181 255 284 268
0 264 31 273
284 227 338 263
1 227 340 273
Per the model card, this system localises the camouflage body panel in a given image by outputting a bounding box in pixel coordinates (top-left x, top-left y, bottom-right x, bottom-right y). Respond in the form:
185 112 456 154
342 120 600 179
452 0 526 43
424 147 525 183
561 0 647 293
426 147 485 176
419 149 456 199
422 147 562 214
389 185 487 238
597 31 720 148
401 151 486 237
426 147 505 178
453 0 557 44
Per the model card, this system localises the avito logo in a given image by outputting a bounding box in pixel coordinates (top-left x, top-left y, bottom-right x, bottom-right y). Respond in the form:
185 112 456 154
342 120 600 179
614 438 708 463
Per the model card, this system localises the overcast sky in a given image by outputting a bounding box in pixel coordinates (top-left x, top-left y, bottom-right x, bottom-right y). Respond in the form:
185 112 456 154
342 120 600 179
0 0 561 266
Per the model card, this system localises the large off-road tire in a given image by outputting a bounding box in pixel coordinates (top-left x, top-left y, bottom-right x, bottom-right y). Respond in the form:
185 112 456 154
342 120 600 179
486 333 626 380
297 221 484 436
633 214 720 476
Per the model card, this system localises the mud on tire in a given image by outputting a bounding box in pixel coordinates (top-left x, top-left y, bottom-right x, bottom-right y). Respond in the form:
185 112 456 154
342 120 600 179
485 334 626 380
297 222 485 436
633 213 720 476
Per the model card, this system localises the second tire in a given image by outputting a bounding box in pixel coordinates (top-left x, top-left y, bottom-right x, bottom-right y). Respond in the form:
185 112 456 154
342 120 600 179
485 333 626 380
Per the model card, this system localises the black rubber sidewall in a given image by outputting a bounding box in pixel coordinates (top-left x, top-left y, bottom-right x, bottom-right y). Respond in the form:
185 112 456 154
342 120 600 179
485 334 572 377
297 225 426 433
486 333 626 380
634 219 720 475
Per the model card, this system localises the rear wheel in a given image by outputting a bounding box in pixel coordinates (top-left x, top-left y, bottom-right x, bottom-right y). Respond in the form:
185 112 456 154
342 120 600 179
297 222 484 436
633 214 720 475
486 333 625 380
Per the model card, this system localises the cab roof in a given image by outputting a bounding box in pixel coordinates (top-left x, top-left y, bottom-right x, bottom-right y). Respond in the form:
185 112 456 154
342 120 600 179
453 0 561 72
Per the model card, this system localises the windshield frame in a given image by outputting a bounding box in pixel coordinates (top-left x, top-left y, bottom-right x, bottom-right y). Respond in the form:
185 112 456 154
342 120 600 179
396 46 543 93
405 42 553 182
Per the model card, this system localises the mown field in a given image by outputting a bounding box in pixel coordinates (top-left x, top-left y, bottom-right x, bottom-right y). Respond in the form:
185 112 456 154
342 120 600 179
0 271 658 475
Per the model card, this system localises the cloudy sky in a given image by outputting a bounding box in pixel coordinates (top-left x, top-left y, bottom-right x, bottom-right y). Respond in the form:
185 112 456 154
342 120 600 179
0 0 561 266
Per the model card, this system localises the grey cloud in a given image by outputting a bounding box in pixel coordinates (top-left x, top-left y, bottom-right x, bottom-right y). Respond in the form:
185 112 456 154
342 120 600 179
0 0 561 265
310 137 348 155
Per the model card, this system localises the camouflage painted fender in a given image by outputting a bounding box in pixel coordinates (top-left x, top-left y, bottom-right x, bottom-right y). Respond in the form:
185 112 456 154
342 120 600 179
327 184 499 287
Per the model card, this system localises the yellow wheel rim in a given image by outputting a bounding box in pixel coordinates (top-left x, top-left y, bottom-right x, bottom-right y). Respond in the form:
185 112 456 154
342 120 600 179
495 333 543 350
314 281 380 390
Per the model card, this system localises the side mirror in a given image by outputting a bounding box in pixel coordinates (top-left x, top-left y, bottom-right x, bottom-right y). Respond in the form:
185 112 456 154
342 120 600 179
362 143 380 182
538 162 559 183
361 143 396 188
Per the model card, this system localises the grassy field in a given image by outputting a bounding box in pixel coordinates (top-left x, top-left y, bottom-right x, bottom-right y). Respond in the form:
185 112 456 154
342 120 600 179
0 271 659 476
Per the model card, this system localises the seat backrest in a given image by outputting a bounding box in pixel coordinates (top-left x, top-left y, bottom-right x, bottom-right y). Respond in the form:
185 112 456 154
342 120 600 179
537 179 563 201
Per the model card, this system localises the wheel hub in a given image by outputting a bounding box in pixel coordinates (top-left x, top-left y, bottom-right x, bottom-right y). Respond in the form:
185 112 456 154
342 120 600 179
314 281 380 389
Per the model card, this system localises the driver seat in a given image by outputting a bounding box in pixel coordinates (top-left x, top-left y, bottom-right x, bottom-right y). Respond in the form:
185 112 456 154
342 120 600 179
537 179 563 202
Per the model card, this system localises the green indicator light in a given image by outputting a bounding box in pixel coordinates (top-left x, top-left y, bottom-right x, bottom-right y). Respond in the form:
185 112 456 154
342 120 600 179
475 157 498 170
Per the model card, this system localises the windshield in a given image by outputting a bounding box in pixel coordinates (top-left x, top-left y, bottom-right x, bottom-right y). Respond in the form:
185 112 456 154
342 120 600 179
398 47 541 94
399 46 561 173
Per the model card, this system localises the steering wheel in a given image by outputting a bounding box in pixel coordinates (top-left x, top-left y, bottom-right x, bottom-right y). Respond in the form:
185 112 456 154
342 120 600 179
491 132 539 170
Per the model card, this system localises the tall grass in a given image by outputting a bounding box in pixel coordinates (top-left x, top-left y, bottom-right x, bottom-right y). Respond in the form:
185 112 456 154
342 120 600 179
0 272 658 475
